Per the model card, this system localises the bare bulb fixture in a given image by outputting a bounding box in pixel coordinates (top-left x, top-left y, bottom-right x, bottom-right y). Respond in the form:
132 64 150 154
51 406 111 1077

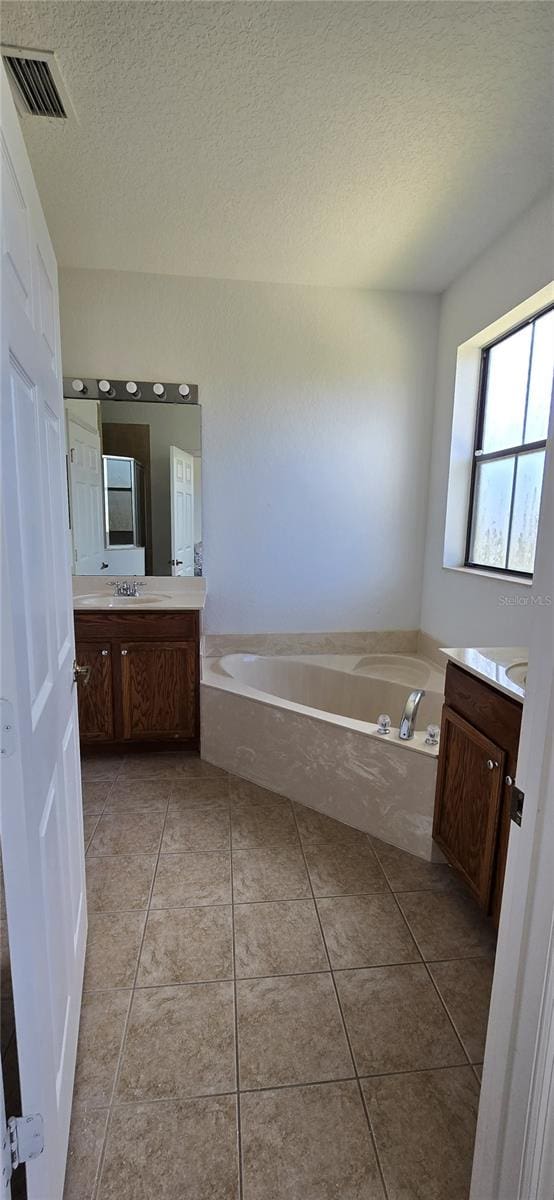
153 383 166 399
126 381 140 397
72 379 86 394
98 379 115 397
178 383 190 398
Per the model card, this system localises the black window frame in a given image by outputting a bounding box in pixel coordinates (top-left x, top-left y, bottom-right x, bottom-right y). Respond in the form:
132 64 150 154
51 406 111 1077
464 303 553 579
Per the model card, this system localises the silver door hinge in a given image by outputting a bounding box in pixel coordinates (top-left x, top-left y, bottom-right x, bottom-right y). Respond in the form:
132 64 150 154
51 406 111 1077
2 1115 44 1185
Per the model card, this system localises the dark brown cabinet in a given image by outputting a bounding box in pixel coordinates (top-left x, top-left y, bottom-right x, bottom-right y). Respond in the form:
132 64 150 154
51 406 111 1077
433 661 522 924
74 610 200 751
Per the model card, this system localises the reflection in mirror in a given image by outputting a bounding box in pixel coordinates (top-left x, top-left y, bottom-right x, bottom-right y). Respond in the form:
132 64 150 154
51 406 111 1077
64 389 201 577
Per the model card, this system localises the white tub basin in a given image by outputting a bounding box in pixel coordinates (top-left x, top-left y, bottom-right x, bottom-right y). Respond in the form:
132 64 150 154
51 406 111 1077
506 661 528 690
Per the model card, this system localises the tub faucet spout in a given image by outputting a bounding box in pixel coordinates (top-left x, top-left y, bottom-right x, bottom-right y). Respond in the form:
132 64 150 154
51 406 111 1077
399 690 425 740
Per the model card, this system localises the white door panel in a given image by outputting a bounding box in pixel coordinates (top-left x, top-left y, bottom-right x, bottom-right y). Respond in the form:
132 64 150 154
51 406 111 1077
1 63 86 1200
67 405 105 575
170 444 194 576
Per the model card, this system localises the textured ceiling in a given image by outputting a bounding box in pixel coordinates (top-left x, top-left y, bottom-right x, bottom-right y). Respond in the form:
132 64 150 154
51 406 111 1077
2 1 552 290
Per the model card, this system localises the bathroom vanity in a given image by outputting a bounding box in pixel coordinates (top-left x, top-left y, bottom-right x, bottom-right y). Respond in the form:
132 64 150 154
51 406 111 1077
433 649 525 925
73 581 204 751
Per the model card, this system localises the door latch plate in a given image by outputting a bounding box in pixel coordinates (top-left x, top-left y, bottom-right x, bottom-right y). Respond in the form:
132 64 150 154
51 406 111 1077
510 784 525 827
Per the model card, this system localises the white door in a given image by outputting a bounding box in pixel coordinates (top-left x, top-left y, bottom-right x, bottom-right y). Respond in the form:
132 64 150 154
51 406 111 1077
0 64 86 1200
170 445 194 576
66 401 106 575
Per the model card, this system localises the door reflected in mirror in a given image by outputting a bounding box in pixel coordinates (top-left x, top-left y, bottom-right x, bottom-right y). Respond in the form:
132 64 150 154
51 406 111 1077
65 392 202 577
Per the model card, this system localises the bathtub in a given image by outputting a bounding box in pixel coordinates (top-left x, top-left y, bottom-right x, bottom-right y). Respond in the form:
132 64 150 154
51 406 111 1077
201 652 445 860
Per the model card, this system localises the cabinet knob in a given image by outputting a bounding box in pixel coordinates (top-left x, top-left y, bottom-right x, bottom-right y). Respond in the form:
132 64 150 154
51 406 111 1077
486 759 499 770
101 649 109 656
505 775 514 787
121 649 128 656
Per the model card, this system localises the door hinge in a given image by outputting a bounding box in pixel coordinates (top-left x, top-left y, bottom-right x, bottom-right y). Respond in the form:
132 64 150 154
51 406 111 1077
510 782 525 827
2 1114 44 1185
0 699 16 759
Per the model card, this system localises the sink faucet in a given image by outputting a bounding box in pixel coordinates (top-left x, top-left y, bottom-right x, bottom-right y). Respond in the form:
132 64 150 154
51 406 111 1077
399 690 426 740
111 579 144 598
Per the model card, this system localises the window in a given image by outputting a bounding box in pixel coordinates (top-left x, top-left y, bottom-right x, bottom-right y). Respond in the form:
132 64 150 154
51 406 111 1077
465 306 553 577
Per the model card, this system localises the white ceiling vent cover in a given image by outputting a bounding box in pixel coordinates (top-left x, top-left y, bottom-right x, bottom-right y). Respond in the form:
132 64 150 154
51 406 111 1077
1 46 71 118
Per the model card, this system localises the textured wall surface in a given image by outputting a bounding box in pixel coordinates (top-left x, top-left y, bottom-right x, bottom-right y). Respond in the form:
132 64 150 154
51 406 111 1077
4 1 552 290
59 269 439 634
420 191 553 647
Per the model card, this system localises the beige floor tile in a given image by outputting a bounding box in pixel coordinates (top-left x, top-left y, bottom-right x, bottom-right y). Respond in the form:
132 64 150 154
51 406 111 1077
294 804 368 846
232 845 310 902
151 851 231 908
83 912 146 992
87 809 165 856
81 756 123 782
63 1105 108 1200
397 890 497 961
237 973 353 1089
231 795 298 848
241 1080 385 1200
234 900 328 978
117 982 235 1101
304 840 388 897
73 990 132 1105
370 837 460 892
86 854 157 912
83 812 101 851
104 779 170 811
336 964 466 1076
428 957 494 1062
362 1067 480 1200
474 1064 483 1083
317 895 420 969
119 754 227 781
162 805 230 851
82 782 111 815
228 777 284 802
170 777 231 805
137 905 233 985
97 1096 239 1200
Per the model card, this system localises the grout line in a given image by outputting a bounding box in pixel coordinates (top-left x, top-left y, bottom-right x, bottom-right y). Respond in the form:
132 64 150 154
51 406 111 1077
228 781 244 1200
289 804 391 1200
90 795 171 1199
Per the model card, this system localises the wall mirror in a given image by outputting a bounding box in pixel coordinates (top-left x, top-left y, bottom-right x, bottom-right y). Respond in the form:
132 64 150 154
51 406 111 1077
64 377 202 577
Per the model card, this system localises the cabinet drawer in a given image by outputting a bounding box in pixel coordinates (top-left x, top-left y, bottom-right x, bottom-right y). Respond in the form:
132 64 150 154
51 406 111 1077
75 609 199 642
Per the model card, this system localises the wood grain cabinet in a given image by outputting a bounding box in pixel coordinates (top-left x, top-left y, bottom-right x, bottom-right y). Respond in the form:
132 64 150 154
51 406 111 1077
433 661 522 924
74 610 200 751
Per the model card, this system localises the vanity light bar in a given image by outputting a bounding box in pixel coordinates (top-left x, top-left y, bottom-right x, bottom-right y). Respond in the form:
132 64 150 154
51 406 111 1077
63 377 199 404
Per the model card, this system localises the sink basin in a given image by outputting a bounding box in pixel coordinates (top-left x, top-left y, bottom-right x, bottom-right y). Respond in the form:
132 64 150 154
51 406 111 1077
506 661 528 690
78 592 171 607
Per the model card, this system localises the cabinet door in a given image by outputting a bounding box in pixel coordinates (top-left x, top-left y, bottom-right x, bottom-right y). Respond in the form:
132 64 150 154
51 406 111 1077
433 705 505 909
75 641 114 741
120 641 197 741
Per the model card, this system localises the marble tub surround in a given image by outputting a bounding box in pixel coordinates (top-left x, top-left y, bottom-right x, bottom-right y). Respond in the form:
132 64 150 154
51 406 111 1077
73 574 206 610
201 677 442 861
202 628 418 658
66 753 490 1200
441 645 527 702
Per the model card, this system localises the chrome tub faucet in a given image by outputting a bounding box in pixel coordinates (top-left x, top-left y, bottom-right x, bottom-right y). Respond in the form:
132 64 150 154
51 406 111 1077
399 689 426 740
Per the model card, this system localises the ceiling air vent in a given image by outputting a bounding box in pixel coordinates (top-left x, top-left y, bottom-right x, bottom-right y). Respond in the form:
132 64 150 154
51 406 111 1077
3 51 67 118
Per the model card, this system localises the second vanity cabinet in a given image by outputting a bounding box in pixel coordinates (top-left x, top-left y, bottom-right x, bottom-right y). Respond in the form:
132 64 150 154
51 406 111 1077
433 660 522 924
74 609 200 750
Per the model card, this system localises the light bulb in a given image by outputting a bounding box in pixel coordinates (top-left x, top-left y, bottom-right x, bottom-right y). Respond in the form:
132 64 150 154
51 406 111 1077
178 383 190 398
126 381 140 396
98 379 114 396
72 379 86 393
153 383 166 398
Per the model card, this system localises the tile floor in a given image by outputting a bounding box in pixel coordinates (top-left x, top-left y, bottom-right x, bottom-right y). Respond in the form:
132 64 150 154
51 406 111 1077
65 752 496 1200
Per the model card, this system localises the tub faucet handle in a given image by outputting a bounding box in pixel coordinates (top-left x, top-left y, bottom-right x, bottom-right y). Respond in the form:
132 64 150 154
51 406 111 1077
377 714 391 735
425 724 440 746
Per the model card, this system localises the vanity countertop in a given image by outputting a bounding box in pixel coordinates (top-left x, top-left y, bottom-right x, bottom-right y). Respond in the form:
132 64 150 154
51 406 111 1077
72 576 206 611
440 646 527 704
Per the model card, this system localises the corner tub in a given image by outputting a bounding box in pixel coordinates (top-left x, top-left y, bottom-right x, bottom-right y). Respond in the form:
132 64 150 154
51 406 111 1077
201 653 445 860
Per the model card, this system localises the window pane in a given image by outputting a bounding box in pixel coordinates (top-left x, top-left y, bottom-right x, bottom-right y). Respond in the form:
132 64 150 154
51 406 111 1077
507 450 545 574
525 311 554 443
470 456 515 568
482 324 532 452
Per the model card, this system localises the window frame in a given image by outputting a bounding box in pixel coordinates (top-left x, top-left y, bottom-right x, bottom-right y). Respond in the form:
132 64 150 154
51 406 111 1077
464 303 552 579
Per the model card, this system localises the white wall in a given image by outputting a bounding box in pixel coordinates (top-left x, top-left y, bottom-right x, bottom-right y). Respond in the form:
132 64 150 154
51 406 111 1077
420 190 553 647
59 269 439 633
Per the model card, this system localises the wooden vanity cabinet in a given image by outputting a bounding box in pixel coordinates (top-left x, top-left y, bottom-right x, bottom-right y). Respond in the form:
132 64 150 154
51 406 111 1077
74 610 200 751
433 661 522 924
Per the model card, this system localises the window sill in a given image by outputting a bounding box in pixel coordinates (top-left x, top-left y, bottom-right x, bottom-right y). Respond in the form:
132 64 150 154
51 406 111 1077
443 565 533 586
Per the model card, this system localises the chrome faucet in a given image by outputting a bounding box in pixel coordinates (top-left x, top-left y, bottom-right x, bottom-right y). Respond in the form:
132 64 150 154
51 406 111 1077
111 579 143 598
398 690 426 740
